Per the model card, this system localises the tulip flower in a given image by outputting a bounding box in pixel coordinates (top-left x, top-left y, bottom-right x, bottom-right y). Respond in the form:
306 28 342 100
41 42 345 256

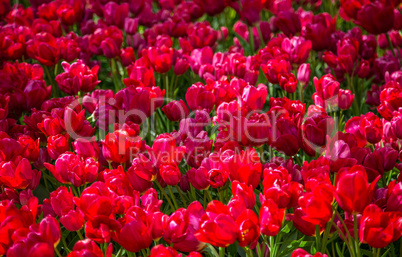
45 152 98 187
260 199 285 236
195 200 238 247
334 165 380 214
163 201 206 252
113 206 153 252
359 204 402 248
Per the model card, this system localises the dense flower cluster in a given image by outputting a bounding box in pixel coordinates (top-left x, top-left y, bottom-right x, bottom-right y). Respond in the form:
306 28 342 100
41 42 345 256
1 0 402 256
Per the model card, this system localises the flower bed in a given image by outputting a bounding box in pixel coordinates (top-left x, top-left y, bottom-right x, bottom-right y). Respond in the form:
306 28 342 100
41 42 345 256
1 0 402 256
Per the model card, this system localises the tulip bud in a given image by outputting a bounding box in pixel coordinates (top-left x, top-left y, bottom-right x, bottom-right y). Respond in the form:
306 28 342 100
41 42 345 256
297 63 311 88
338 89 355 110
162 100 190 122
124 18 139 35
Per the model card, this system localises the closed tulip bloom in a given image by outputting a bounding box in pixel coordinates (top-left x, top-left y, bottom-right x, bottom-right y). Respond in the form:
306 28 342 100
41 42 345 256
101 37 120 58
114 206 153 252
147 133 185 166
18 135 40 162
386 181 402 212
120 47 136 67
259 199 285 236
73 137 100 160
232 181 256 209
102 125 144 164
187 166 210 191
300 110 334 156
275 11 301 36
195 200 239 247
24 80 52 110
127 166 153 193
50 186 74 217
313 74 340 109
162 100 190 122
298 183 334 226
334 165 379 214
297 63 311 88
75 182 113 220
160 163 182 186
185 83 216 112
303 13 336 51
278 73 298 94
47 133 69 160
338 89 355 110
124 18 139 35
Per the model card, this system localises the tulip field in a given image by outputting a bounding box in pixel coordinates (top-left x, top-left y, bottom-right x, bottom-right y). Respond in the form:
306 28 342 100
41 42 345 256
2 0 402 256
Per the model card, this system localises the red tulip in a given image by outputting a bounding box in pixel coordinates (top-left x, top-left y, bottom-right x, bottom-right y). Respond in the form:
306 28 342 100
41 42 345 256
73 137 100 160
259 199 285 236
149 245 181 257
359 204 402 248
162 100 190 122
76 182 113 221
195 200 238 247
232 181 256 209
160 163 182 186
113 206 153 252
102 124 144 164
291 248 328 257
335 165 379 214
67 239 112 257
147 133 185 166
47 133 69 160
55 60 100 95
163 201 206 252
0 157 41 190
221 148 262 189
236 209 260 248
44 152 98 187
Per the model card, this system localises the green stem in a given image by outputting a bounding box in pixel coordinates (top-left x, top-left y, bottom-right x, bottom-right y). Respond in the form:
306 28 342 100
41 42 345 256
111 58 121 92
175 185 187 206
298 84 304 103
219 247 225 257
154 180 175 212
353 214 361 257
168 185 179 209
205 189 213 202
165 73 170 100
55 247 62 257
269 236 275 256
70 186 79 197
386 33 396 57
61 235 71 253
335 209 356 257
330 220 354 256
316 225 322 251
76 229 84 240
248 25 255 54
44 66 58 98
